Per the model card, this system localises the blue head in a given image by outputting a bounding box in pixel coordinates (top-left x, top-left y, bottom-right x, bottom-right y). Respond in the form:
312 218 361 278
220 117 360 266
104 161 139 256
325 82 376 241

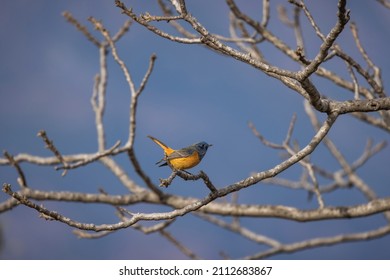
194 141 212 159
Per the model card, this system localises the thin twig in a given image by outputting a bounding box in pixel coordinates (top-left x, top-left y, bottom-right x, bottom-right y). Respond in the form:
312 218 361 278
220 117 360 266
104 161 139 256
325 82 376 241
247 224 390 259
261 0 270 27
248 121 284 150
55 141 121 171
304 101 390 222
128 53 157 148
297 0 350 81
160 230 201 259
345 61 360 100
377 0 390 9
37 130 69 176
62 11 100 47
89 17 137 96
160 170 217 193
196 212 281 248
91 45 109 151
3 151 28 188
112 20 132 42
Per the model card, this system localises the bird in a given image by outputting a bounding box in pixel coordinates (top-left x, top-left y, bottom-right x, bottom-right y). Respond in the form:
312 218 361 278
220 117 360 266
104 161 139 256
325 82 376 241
147 135 212 170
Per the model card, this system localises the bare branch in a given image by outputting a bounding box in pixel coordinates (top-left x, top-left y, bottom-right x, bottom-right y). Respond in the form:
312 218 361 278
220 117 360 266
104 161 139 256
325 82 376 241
3 151 28 188
351 140 387 170
283 113 297 146
297 0 350 81
37 130 69 176
0 197 19 213
377 0 390 9
116 0 200 44
159 170 217 194
4 180 390 223
261 0 270 27
248 121 284 150
89 17 137 97
112 20 132 42
2 0 390 260
133 220 174 234
62 11 100 47
350 22 376 72
351 112 390 132
160 230 201 259
247 224 390 259
196 212 281 248
345 61 360 100
289 0 326 42
73 230 112 239
304 102 390 222
55 141 121 171
99 156 145 193
91 46 108 151
2 183 220 231
128 53 157 148
226 0 300 62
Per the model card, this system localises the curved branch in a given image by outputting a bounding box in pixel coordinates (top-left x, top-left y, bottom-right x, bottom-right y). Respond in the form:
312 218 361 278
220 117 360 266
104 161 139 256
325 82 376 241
247 224 390 259
4 183 390 225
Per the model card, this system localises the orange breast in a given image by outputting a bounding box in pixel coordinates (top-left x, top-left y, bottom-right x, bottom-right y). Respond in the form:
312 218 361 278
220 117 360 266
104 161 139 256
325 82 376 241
168 151 200 170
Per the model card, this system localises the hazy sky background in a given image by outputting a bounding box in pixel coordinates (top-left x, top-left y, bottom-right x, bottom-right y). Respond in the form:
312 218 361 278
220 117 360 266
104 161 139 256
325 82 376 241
1 0 390 259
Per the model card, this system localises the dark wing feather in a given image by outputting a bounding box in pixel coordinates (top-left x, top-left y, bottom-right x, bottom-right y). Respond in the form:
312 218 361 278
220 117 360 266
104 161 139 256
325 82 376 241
166 146 196 160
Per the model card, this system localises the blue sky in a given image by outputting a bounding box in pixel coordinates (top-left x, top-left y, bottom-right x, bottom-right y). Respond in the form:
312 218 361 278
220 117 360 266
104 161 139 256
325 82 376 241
1 0 390 259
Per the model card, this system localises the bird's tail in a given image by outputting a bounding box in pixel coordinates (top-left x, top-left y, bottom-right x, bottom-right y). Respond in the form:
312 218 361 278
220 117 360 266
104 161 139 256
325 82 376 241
147 135 174 155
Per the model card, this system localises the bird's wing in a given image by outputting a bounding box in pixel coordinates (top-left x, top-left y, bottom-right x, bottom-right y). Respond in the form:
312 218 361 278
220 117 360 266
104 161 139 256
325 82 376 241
166 146 196 160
